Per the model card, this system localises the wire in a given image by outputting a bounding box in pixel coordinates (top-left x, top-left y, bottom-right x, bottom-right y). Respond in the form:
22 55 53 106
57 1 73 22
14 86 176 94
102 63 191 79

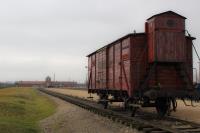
192 44 200 61
186 30 200 61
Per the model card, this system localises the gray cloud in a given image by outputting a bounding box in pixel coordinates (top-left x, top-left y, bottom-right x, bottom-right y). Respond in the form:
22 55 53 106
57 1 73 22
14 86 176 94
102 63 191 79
0 0 199 82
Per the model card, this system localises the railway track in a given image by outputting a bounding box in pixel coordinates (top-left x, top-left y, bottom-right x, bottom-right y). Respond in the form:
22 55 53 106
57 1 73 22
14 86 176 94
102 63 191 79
39 88 200 133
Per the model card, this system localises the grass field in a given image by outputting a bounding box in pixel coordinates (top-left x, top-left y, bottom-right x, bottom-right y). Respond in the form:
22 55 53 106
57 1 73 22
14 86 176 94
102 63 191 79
0 87 56 133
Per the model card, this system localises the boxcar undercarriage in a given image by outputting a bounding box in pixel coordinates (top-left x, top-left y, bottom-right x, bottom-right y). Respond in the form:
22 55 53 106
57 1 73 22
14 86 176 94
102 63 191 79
89 88 200 117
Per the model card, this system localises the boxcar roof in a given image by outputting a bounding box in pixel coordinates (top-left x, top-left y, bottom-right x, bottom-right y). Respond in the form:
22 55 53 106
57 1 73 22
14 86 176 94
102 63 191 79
147 11 187 20
87 33 145 57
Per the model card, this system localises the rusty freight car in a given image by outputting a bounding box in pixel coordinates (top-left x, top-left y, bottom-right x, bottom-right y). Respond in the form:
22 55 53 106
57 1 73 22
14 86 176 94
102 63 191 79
87 11 199 116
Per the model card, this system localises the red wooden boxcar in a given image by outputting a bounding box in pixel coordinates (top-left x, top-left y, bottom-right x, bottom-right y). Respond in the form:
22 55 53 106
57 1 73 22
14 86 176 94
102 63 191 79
87 11 198 116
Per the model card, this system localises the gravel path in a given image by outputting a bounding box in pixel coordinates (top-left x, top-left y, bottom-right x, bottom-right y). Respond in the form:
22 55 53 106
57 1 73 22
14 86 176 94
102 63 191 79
40 93 140 133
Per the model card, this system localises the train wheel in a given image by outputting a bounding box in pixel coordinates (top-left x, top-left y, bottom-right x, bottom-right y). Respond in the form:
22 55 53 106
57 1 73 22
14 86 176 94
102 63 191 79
124 98 130 110
104 101 108 109
131 107 139 117
155 97 170 117
99 94 109 109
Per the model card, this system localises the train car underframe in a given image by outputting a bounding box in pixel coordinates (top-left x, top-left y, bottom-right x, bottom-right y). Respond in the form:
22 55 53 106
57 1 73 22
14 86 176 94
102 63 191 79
88 88 200 117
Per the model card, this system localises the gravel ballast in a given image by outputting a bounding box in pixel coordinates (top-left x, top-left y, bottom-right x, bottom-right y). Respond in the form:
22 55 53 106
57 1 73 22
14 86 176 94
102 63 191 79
40 93 140 133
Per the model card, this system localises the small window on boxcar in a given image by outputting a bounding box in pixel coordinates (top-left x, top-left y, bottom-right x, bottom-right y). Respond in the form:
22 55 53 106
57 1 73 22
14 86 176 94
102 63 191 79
166 19 177 28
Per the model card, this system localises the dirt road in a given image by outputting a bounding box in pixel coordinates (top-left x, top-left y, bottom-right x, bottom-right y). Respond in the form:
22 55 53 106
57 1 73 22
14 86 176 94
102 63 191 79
40 93 140 133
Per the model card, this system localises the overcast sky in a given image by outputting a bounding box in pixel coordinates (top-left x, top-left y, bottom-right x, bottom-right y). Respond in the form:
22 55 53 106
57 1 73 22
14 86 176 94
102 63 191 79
0 0 199 82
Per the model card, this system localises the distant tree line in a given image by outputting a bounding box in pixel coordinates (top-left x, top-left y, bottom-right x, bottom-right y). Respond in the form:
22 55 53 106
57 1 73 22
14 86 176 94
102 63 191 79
0 82 15 89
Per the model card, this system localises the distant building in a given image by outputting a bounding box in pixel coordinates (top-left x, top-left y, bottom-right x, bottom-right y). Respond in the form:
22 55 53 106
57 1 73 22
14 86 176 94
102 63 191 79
45 76 52 88
50 81 77 88
15 81 45 87
15 76 78 88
